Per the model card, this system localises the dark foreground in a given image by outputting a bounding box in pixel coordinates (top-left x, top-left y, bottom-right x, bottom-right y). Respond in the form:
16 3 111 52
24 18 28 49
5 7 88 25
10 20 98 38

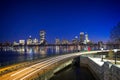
50 66 96 80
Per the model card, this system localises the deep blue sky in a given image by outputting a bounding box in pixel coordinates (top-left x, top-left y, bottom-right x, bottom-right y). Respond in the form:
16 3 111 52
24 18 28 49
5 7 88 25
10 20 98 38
0 0 120 43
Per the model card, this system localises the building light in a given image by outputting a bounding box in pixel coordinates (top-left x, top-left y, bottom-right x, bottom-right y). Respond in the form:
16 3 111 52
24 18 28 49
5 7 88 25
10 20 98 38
19 40 25 45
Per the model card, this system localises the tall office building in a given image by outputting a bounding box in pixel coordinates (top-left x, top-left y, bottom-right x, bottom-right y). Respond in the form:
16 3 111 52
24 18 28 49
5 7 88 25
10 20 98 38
40 30 46 44
55 38 60 44
61 39 69 44
72 36 79 44
27 35 32 45
80 32 84 43
19 40 25 45
85 34 88 41
33 38 38 44
84 33 90 44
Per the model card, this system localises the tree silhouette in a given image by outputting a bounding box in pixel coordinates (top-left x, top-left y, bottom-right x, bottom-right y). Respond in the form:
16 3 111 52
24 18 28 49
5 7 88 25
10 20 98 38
110 22 120 43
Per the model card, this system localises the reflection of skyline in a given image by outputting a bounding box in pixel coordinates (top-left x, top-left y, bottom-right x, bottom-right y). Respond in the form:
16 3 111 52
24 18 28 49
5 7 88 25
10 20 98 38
8 46 76 54
18 47 47 55
0 46 77 67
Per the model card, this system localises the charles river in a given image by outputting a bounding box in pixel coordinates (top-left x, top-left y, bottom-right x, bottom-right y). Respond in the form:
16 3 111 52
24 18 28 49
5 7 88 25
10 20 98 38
0 46 96 80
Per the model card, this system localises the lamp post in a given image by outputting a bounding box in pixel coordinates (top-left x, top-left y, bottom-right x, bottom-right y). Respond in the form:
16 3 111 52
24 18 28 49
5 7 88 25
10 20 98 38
114 49 117 64
101 48 104 61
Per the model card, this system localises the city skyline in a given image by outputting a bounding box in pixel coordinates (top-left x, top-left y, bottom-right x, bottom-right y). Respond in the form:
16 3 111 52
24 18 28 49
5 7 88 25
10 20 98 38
13 30 90 45
1 0 120 43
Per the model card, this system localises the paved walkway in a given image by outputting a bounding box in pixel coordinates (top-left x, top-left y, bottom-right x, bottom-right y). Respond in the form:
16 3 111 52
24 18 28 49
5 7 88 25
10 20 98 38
89 57 120 67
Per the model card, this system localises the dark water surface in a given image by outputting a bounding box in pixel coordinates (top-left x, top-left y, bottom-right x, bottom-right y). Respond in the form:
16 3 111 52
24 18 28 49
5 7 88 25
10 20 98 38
50 66 96 80
0 46 75 67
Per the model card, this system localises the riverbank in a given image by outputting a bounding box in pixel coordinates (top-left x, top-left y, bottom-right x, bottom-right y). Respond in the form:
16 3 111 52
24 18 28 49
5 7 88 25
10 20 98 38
80 56 120 80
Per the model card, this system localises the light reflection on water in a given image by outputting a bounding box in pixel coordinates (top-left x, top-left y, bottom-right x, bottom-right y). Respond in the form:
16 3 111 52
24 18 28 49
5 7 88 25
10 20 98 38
0 46 77 67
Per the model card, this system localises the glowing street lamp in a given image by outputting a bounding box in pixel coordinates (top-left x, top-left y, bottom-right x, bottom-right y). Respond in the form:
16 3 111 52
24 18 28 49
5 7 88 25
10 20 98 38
101 48 104 61
114 49 117 64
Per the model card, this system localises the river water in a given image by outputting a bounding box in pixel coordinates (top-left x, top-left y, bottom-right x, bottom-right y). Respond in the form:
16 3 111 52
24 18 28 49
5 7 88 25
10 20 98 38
0 46 76 67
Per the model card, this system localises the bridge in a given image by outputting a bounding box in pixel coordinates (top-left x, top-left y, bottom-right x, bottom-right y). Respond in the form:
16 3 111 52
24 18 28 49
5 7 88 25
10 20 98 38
0 50 120 80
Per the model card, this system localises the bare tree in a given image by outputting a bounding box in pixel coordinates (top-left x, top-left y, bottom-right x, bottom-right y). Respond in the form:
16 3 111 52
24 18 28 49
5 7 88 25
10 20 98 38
110 22 120 43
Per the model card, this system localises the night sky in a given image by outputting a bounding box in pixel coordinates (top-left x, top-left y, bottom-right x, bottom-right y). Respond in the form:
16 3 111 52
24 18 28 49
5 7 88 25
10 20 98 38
0 0 120 43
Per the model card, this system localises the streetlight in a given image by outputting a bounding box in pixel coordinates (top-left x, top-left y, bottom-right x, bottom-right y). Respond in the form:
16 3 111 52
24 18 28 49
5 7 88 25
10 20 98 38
114 49 117 64
101 48 104 61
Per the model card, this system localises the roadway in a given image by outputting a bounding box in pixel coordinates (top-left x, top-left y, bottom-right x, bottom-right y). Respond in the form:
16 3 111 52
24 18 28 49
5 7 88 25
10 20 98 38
0 53 78 80
0 50 119 80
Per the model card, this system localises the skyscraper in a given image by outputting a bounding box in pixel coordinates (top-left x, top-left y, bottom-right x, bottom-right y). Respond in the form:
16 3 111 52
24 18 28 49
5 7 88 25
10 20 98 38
80 32 84 43
55 38 60 44
84 33 90 44
40 30 46 44
19 40 25 45
85 33 89 42
27 35 32 45
33 38 38 44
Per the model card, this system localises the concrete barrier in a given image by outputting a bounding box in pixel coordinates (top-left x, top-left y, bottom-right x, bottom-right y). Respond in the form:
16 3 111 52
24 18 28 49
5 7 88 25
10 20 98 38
32 59 73 80
80 56 120 80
